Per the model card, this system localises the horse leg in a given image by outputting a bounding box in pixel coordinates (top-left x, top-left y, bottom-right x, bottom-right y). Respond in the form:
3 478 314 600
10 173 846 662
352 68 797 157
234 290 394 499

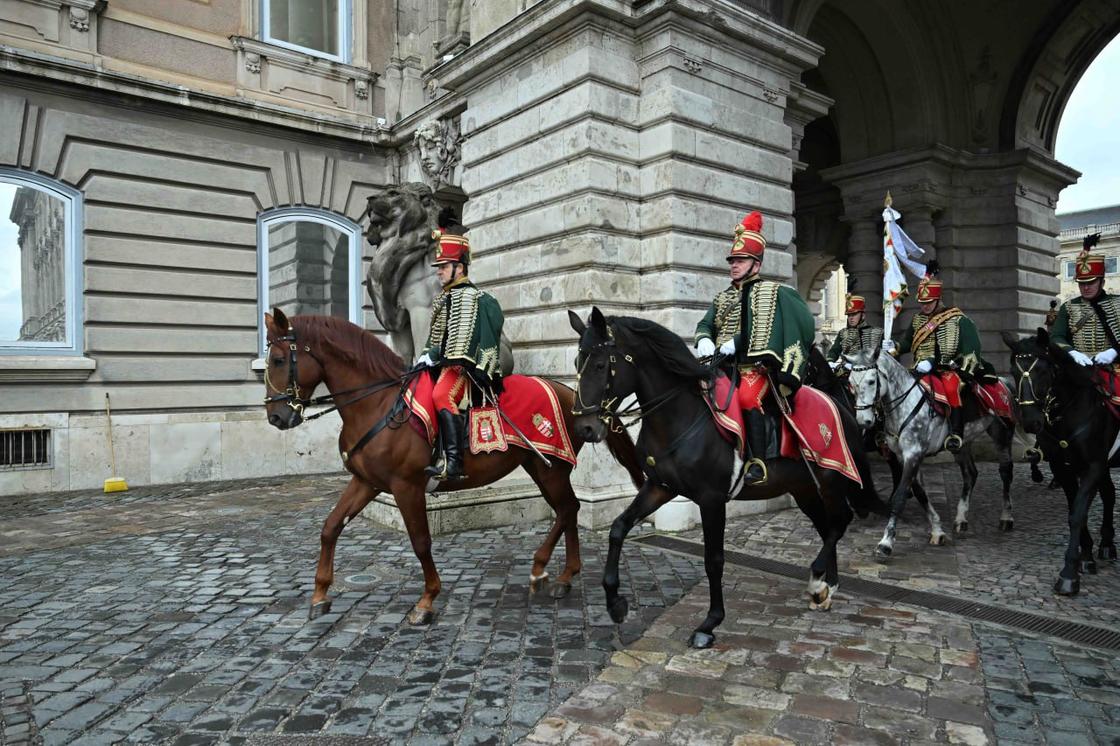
997 433 1015 531
603 483 675 624
1055 462 1105 596
310 476 379 619
690 500 727 649
952 448 978 535
912 468 947 546
527 465 583 599
799 490 851 612
392 482 442 624
877 456 919 559
1099 475 1117 560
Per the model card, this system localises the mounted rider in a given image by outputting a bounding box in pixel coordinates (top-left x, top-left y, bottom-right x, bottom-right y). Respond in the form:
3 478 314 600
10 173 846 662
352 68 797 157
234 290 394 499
827 278 883 372
885 261 987 454
1049 233 1120 402
694 210 816 486
415 211 505 480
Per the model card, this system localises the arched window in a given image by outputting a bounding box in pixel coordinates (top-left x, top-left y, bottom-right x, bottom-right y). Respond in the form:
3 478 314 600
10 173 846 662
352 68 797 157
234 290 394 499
257 209 362 355
0 169 83 355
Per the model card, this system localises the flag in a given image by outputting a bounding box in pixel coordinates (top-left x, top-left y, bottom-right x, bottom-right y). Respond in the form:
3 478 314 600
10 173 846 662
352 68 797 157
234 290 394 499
881 194 927 344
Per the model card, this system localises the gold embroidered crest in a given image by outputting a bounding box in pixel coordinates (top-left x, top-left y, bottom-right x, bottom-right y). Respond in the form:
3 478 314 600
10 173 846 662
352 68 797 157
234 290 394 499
469 407 508 454
532 413 554 438
818 423 832 448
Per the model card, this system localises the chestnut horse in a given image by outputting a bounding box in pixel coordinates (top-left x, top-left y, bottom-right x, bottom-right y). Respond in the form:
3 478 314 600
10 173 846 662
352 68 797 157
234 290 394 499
262 309 644 624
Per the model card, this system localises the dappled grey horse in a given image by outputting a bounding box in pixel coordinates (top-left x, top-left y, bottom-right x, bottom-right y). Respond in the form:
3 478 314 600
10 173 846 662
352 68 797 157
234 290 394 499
845 348 1015 558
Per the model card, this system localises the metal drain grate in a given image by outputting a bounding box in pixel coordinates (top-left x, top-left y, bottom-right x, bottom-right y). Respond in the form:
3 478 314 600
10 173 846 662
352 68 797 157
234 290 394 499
634 533 1120 652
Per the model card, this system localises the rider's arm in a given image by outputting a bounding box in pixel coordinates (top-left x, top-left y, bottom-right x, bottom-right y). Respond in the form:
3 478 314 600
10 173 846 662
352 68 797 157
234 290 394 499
894 322 914 357
694 302 717 347
826 333 843 362
1049 302 1073 352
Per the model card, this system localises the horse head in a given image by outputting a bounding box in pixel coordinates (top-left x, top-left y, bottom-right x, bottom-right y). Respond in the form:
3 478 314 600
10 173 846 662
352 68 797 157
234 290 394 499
1003 328 1054 435
569 307 635 442
844 347 882 429
263 308 327 430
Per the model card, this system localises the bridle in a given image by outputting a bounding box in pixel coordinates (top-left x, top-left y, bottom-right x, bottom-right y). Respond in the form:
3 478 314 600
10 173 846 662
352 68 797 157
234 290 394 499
263 324 406 424
1012 351 1058 427
849 358 927 438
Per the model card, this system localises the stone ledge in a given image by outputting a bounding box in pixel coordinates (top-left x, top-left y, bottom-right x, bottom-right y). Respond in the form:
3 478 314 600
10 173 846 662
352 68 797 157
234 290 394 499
0 355 96 382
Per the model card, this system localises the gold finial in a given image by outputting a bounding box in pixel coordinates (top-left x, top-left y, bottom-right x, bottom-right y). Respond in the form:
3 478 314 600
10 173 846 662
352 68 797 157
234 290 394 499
884 191 893 208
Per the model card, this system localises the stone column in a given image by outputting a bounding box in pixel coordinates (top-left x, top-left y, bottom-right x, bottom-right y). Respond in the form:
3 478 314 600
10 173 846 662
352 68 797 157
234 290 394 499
843 216 883 327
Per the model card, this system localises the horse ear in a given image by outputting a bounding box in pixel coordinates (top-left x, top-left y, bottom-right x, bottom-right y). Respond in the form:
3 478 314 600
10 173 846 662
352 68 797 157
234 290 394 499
589 306 607 333
1000 330 1019 351
272 307 290 331
568 309 587 337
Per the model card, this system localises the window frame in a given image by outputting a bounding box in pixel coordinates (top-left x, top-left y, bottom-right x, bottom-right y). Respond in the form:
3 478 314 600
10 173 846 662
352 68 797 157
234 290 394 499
260 0 351 64
0 168 84 357
256 208 362 357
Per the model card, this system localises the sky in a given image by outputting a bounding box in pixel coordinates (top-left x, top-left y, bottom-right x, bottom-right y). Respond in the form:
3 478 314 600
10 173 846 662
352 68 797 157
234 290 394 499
1054 34 1120 215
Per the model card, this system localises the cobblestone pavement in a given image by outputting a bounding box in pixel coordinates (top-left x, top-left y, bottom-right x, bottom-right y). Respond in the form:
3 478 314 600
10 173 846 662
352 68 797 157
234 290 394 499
683 461 1120 628
0 475 703 745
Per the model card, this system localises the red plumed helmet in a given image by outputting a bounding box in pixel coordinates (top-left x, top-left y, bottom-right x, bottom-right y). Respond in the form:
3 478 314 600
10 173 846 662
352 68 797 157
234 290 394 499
728 210 766 261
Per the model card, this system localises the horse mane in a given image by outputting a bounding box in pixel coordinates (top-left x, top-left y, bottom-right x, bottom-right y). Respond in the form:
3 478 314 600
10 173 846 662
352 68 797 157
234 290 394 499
607 316 709 380
296 315 405 380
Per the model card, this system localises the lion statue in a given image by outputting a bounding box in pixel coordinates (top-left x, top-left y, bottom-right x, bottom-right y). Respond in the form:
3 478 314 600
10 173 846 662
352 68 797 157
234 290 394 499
364 183 513 375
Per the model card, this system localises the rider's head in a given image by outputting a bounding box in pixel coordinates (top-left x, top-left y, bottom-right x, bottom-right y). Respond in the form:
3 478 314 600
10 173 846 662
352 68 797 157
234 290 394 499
1075 247 1106 301
844 287 866 327
727 210 765 284
431 224 470 287
916 262 942 315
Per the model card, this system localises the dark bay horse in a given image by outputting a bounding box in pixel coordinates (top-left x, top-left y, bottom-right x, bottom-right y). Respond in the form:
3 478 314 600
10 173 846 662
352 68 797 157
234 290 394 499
1004 329 1118 595
569 309 884 649
262 309 644 622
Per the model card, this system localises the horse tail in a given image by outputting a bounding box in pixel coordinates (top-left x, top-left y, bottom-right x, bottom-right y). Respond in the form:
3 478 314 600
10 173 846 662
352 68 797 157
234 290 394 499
605 419 646 489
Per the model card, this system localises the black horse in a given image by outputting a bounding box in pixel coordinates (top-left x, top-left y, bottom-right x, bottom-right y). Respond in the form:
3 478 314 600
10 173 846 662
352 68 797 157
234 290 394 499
1004 329 1119 595
569 309 885 648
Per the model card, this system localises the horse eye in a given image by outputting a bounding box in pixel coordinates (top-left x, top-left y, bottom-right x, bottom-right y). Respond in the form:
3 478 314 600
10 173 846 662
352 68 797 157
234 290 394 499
271 357 283 366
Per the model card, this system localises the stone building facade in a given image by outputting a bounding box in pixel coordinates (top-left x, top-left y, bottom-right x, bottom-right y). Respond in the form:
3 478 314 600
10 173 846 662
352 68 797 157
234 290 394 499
1057 205 1120 298
2 0 1118 531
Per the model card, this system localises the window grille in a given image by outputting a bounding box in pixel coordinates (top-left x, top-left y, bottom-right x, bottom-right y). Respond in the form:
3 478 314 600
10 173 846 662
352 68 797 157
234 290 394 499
0 429 51 470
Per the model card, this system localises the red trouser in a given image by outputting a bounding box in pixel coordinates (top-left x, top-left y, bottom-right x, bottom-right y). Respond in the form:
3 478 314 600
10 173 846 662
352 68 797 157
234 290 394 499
433 365 469 414
736 365 770 411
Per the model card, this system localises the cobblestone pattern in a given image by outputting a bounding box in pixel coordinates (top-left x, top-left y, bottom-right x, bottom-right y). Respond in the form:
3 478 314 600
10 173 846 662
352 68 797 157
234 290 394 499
685 462 1120 628
1 681 42 745
531 570 997 745
0 477 703 745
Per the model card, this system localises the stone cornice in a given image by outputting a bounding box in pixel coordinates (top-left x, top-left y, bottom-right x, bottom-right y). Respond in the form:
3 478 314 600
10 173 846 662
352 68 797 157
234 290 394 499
230 37 378 84
0 43 387 144
429 0 821 93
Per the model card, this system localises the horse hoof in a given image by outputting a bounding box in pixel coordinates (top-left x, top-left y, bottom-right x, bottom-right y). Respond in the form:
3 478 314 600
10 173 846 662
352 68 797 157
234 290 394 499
308 600 332 620
1098 544 1118 560
529 572 549 592
549 582 572 600
689 631 716 649
930 534 948 546
1030 470 1043 484
999 520 1014 532
1054 577 1080 596
875 544 892 560
607 596 629 624
407 606 434 626
955 521 968 533
1079 559 1098 575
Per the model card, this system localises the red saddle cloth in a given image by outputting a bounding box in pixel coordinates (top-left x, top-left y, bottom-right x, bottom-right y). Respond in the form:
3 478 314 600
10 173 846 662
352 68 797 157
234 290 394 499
919 371 962 409
703 372 861 486
403 373 577 465
973 379 1014 420
1093 368 1120 419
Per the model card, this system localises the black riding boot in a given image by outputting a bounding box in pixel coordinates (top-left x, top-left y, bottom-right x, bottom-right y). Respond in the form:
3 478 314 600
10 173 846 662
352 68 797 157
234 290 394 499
945 407 964 453
426 410 467 480
744 409 769 485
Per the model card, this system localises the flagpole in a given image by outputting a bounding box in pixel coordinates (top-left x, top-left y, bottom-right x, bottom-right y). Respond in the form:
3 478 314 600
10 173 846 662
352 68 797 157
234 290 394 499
882 191 895 346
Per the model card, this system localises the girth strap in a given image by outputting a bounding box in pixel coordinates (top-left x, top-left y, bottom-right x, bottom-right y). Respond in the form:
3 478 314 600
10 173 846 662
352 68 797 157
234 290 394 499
340 396 409 467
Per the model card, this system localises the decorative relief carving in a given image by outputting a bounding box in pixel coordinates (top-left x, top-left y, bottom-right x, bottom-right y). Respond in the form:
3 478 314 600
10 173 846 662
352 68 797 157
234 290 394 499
683 56 702 74
414 117 462 190
69 7 90 31
968 47 998 145
245 52 261 74
354 80 369 99
1018 184 1028 197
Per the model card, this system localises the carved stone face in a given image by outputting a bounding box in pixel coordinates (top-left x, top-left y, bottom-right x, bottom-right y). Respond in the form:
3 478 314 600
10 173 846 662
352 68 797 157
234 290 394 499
415 122 446 176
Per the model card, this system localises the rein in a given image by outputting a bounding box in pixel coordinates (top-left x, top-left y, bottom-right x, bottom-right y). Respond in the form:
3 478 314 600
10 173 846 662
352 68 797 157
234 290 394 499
850 361 928 439
572 329 685 429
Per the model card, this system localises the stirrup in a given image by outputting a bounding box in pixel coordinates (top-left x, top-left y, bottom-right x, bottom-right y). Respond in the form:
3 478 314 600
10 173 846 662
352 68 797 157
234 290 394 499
944 434 963 453
744 458 768 485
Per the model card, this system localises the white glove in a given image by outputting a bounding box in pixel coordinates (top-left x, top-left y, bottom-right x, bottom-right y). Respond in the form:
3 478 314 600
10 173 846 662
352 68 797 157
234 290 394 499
915 359 933 374
828 360 841 370
1069 350 1093 367
882 339 896 353
696 338 716 357
1094 348 1118 365
416 353 434 367
719 339 737 356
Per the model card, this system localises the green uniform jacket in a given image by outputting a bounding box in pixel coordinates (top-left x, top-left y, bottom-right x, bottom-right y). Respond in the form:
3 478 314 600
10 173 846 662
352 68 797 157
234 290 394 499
894 308 985 375
735 278 815 382
1050 293 1120 357
694 283 742 349
827 324 884 362
420 277 505 379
